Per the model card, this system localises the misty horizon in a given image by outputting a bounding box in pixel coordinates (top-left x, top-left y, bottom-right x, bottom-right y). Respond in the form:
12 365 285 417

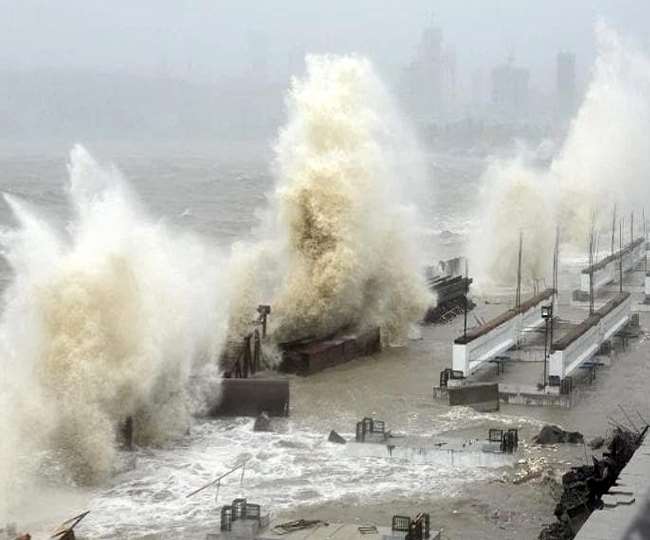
2 0 649 147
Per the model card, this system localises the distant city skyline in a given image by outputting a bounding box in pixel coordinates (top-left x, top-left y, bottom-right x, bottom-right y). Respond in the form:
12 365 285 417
2 0 648 93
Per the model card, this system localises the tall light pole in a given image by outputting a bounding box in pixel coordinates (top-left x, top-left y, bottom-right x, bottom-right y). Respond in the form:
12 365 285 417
541 304 553 387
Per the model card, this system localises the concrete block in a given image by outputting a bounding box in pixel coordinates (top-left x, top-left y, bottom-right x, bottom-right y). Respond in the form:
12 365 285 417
209 377 289 417
448 383 499 412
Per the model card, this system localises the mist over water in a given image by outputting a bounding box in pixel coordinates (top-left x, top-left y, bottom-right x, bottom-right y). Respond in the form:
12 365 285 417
229 55 432 346
471 25 650 290
0 16 648 537
0 146 226 518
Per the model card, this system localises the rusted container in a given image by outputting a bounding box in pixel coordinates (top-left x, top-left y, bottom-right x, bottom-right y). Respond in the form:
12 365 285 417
280 327 381 375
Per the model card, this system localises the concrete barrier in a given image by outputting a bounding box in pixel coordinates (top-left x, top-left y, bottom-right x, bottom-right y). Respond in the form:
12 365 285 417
579 238 645 294
209 377 290 417
448 382 499 412
598 292 632 341
575 431 650 540
453 289 554 376
549 292 631 380
549 315 601 381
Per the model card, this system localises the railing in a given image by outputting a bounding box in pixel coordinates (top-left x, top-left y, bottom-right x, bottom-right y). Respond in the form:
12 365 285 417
549 319 601 380
488 428 519 453
186 458 250 500
219 498 262 532
356 417 386 442
579 238 645 294
598 293 632 341
452 289 554 376
549 293 631 380
579 264 615 293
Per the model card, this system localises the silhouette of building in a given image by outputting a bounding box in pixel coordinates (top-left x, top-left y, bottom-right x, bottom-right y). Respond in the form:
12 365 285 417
402 21 456 121
556 52 576 119
491 56 529 119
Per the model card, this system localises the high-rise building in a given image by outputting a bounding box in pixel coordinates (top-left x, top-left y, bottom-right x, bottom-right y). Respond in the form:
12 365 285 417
402 21 456 121
556 52 576 118
491 56 529 118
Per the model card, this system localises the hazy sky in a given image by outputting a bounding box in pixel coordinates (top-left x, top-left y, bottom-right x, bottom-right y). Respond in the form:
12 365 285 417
2 1 649 90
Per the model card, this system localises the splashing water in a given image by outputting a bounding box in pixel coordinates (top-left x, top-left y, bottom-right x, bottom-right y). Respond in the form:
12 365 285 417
470 24 650 289
229 54 432 346
0 146 227 519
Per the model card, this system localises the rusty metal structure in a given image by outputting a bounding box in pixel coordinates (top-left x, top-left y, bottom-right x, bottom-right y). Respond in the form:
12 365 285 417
223 305 272 379
50 512 89 540
488 428 519 453
279 327 381 375
392 513 431 540
212 305 290 418
220 499 263 532
355 417 388 442
424 257 473 324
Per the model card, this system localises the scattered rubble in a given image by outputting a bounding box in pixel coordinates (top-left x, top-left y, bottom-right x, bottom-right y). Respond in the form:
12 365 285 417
328 430 346 444
253 412 272 432
588 436 605 450
532 425 583 445
538 425 647 539
510 455 549 485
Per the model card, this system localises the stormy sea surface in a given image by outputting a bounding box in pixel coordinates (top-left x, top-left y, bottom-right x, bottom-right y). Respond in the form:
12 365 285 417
1 143 648 540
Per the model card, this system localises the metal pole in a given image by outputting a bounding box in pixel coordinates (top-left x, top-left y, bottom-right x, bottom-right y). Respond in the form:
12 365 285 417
543 317 548 386
643 208 648 274
463 259 468 338
611 203 617 256
589 223 594 315
515 231 523 308
549 306 554 360
549 227 558 387
553 226 559 299
186 458 251 498
620 220 624 293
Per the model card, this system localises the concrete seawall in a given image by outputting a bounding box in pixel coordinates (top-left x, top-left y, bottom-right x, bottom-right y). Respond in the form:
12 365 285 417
576 433 650 539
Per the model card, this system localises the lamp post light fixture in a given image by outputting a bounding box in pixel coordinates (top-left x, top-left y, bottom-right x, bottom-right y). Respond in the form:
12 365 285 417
541 304 553 387
257 304 271 337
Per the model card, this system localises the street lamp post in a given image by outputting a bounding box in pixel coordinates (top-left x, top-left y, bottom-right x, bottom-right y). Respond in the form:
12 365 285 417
541 304 553 387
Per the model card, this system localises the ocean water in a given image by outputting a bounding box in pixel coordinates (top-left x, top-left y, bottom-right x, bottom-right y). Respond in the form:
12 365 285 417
1 141 649 539
0 141 479 264
2 27 650 537
0 141 488 537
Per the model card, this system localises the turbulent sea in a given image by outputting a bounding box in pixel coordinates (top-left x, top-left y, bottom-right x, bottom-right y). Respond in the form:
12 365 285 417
0 141 486 537
3 25 650 539
1 141 650 539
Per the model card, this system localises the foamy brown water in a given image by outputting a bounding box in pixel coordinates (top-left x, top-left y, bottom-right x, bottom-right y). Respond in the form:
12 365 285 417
2 27 650 537
469 25 650 290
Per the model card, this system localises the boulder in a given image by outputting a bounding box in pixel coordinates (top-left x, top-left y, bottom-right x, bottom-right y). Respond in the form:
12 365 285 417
589 436 605 450
532 425 583 445
253 412 272 432
328 430 346 444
